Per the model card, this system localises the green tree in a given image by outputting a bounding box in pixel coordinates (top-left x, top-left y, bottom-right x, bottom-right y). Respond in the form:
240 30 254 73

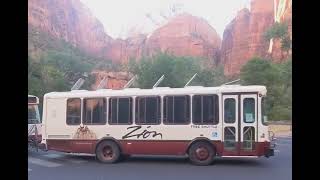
129 52 226 88
240 57 281 85
264 22 288 40
264 22 292 53
240 57 292 120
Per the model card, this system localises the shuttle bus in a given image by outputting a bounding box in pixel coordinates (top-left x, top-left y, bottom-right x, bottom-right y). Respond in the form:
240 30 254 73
28 95 42 148
41 85 275 165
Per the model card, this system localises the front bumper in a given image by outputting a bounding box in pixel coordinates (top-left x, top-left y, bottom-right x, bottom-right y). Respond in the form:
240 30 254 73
265 130 276 158
38 143 48 151
265 148 274 157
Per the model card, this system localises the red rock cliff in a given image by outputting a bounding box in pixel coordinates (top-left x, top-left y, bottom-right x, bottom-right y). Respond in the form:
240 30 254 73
221 0 275 76
221 8 251 77
28 0 112 57
269 0 292 62
29 0 291 80
106 13 222 64
91 71 133 90
106 34 147 64
146 13 221 65
29 1 221 65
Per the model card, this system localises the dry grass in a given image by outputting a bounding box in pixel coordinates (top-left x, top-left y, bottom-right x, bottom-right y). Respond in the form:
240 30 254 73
269 124 292 136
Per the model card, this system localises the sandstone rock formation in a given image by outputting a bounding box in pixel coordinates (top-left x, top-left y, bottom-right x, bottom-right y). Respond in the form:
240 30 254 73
91 71 134 90
221 0 274 76
146 13 221 65
269 0 292 62
28 0 292 80
248 0 275 59
28 0 112 57
28 1 221 65
220 8 251 77
107 13 222 64
106 34 147 64
221 0 292 76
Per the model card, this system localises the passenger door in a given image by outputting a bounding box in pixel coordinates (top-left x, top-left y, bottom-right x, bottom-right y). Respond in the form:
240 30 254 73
222 95 238 155
222 94 258 156
240 94 258 155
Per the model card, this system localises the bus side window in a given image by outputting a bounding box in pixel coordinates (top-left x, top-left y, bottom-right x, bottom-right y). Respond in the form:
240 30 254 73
66 98 81 125
163 95 190 125
192 95 219 125
109 97 133 125
135 96 161 125
83 98 106 125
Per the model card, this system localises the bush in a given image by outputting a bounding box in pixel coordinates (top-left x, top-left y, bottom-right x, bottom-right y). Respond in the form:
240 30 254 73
240 57 292 121
129 52 226 88
264 22 288 41
28 28 122 97
264 22 291 52
269 105 292 120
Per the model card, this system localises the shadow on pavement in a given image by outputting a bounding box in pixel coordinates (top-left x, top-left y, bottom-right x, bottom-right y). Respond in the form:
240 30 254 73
64 154 265 166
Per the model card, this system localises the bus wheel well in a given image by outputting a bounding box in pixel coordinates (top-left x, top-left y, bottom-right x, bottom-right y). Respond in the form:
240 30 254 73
186 138 216 155
95 138 122 154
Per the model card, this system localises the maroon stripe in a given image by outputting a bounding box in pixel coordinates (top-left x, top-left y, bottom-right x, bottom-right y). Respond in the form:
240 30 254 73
46 139 270 156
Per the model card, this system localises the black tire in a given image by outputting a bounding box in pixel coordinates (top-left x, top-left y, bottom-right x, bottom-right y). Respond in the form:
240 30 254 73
188 141 215 166
96 141 120 163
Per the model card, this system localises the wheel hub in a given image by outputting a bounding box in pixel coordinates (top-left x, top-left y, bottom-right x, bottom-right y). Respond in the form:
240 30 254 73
102 146 114 160
195 147 209 160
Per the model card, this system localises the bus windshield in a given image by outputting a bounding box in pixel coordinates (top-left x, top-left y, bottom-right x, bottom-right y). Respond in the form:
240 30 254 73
28 104 40 124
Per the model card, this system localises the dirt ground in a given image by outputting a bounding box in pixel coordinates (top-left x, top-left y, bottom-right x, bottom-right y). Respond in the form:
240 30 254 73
269 124 292 137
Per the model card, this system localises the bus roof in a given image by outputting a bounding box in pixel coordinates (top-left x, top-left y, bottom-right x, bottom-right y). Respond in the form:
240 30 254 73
44 85 267 98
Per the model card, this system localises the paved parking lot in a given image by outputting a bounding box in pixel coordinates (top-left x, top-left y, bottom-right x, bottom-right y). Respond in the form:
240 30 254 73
28 136 292 180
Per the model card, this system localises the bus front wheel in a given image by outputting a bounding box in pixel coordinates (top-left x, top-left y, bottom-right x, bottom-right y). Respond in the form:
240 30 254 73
188 141 215 166
96 141 120 163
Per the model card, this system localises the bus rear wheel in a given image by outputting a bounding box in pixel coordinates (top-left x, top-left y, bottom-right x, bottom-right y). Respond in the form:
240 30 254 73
188 141 215 166
96 141 120 163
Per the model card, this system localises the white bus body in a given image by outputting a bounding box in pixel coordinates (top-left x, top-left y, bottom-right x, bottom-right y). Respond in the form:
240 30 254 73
41 85 274 165
28 95 42 143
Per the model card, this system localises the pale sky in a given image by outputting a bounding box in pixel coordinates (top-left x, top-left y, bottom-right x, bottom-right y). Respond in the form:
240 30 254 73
80 0 250 39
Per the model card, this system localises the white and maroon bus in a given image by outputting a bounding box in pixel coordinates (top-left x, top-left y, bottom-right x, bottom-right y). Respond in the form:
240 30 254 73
28 95 42 145
41 85 275 165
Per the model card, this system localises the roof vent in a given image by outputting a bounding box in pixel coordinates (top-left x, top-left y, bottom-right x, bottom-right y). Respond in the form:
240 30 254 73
71 90 88 92
221 85 241 87
97 89 112 91
153 87 170 89
123 88 140 90
185 86 203 88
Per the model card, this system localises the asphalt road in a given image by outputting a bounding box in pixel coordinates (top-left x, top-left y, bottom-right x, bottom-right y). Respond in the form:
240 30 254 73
28 136 292 180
